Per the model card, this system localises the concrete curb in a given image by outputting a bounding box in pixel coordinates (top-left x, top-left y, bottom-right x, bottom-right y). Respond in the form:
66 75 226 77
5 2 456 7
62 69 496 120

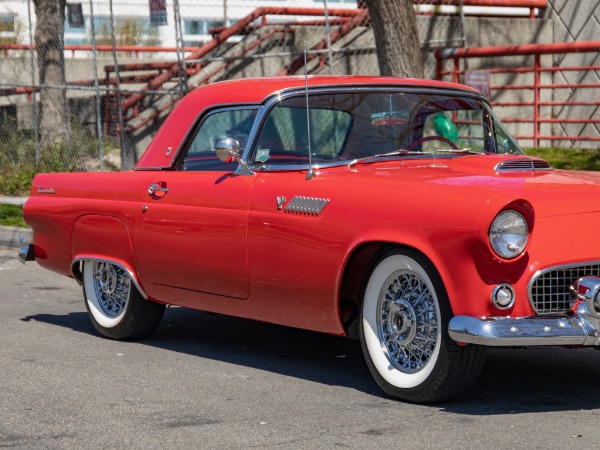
0 196 28 206
0 226 32 250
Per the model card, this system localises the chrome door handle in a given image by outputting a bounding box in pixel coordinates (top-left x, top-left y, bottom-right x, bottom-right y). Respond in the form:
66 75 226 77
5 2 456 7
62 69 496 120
148 183 169 196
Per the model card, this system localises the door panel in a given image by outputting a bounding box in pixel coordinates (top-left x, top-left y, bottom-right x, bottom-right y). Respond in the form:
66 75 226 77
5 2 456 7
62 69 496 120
135 172 254 299
246 172 350 333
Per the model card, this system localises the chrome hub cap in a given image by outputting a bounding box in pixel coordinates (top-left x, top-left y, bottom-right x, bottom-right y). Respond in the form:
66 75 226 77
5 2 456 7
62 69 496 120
98 264 117 295
93 261 130 317
387 299 417 345
377 271 438 373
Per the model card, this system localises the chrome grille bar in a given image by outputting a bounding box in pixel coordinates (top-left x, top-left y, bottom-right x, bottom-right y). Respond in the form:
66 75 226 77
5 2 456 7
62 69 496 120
529 262 600 314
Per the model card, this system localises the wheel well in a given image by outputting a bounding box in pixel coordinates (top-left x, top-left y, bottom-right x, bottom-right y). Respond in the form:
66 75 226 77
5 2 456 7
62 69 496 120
340 242 441 339
71 257 149 300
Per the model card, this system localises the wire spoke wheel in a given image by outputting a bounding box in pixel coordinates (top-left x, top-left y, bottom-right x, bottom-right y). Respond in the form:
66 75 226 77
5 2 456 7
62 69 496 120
378 271 438 373
360 248 485 403
93 261 130 317
82 259 165 340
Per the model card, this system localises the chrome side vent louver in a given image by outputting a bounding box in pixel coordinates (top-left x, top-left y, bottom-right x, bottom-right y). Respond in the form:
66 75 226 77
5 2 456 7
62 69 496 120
496 158 552 172
284 196 329 215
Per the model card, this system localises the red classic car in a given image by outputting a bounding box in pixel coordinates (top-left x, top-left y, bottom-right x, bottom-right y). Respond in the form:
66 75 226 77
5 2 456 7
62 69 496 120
20 76 600 403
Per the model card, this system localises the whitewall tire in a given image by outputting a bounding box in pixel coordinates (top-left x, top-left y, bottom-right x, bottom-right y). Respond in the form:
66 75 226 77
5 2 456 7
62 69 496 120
82 260 165 340
360 248 485 403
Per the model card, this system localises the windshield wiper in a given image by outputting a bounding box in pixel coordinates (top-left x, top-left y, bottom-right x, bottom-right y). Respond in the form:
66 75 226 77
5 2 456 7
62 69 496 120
348 150 432 168
435 148 486 155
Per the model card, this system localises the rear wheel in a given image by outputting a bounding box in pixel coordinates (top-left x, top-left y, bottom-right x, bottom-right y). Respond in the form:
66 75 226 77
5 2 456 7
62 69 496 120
360 248 485 403
82 260 165 340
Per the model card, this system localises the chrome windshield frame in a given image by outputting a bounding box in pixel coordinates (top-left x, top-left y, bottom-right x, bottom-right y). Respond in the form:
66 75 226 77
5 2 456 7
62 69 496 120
240 85 494 173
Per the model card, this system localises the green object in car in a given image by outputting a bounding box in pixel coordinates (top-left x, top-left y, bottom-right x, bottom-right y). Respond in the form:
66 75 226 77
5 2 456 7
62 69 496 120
433 113 459 142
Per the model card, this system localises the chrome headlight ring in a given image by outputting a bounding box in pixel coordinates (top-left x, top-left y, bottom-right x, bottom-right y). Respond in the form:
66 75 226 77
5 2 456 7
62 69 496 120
489 210 529 260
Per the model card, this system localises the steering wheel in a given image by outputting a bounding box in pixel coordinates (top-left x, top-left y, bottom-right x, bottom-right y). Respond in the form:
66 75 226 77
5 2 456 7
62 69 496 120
406 136 458 151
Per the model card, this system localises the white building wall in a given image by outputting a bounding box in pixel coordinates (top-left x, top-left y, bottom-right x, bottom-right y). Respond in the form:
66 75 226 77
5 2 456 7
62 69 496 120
1 0 358 49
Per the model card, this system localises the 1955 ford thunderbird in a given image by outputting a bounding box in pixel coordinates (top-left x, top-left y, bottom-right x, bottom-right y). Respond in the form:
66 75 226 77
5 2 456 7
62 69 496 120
20 76 600 403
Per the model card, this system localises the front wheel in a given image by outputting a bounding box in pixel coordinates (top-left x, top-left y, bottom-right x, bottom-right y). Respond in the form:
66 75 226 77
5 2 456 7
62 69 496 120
82 260 165 340
360 248 485 403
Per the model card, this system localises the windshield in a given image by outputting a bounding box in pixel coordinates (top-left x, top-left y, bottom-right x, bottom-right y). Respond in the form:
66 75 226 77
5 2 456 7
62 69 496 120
251 90 523 166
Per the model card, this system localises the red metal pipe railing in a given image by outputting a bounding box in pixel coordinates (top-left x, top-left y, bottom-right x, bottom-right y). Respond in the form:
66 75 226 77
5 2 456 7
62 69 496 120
424 0 544 5
438 41 600 59
436 40 600 147
104 8 365 135
125 29 291 133
208 18 353 37
188 29 287 89
104 2 547 128
118 7 362 114
1 1 550 139
104 27 295 76
0 43 198 58
418 0 546 17
276 9 369 76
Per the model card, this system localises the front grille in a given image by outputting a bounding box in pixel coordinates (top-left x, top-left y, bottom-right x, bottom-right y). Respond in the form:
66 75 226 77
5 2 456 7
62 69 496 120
529 263 600 314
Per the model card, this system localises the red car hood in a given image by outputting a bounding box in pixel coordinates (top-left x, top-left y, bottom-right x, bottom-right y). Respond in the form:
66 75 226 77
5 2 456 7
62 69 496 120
339 155 600 218
444 156 600 218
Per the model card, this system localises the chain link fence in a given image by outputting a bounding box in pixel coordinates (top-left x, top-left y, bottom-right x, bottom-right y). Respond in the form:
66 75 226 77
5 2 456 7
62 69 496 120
0 0 536 178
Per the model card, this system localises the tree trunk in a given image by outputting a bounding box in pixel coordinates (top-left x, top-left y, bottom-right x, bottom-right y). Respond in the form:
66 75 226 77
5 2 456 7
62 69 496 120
33 0 68 152
365 0 424 78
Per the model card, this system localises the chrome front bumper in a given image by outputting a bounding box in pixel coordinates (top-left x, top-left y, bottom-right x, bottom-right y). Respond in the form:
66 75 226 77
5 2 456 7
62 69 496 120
449 283 600 347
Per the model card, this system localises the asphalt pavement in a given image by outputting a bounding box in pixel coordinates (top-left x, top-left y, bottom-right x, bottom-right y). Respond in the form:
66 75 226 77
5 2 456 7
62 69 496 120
2 247 600 448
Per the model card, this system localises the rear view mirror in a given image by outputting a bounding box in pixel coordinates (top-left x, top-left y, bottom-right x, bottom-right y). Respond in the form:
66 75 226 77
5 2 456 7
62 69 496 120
215 137 241 163
371 111 409 126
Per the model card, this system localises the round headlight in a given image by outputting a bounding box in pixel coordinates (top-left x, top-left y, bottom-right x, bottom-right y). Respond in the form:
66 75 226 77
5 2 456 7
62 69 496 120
489 210 529 259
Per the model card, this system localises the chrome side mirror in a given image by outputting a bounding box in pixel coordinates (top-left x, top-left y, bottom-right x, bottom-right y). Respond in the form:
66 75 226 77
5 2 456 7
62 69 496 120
215 137 241 163
214 137 253 175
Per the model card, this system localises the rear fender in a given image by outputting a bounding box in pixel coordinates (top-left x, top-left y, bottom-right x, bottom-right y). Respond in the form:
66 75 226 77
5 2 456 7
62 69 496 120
70 215 147 298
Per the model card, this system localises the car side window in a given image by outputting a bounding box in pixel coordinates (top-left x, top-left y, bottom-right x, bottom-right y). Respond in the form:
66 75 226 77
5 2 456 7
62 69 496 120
253 98 352 165
485 106 522 154
181 107 258 171
494 122 522 154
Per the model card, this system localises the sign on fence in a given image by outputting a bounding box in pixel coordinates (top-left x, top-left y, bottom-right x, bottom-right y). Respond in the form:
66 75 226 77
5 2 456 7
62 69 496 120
67 3 84 28
149 0 168 26
464 70 491 98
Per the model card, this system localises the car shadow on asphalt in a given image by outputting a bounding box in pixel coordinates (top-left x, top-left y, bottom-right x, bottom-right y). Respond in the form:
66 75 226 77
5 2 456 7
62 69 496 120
22 306 600 414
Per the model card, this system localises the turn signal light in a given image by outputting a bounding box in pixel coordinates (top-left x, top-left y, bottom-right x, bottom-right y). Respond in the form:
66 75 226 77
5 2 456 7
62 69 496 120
492 284 515 310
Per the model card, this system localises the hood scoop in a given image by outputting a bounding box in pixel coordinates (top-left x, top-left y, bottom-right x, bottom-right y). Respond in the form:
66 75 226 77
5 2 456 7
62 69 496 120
495 158 552 172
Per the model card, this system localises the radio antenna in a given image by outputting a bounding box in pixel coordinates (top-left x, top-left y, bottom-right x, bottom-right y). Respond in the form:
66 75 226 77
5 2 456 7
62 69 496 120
304 41 315 180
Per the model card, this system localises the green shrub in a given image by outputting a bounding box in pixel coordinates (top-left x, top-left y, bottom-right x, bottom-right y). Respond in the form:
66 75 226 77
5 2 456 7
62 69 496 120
0 204 27 228
0 164 38 196
0 141 79 195
0 119 121 195
525 148 600 171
